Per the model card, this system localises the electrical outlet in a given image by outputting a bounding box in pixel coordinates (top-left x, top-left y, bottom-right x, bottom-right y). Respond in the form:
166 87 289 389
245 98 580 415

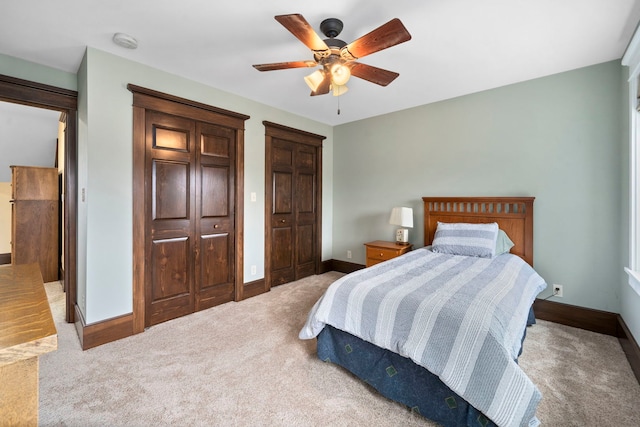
553 284 563 298
251 265 257 275
347 250 352 259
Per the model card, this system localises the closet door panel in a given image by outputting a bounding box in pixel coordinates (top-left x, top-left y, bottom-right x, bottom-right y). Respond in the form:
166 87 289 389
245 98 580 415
148 237 192 323
201 165 229 217
201 133 230 158
151 237 190 300
273 172 293 215
269 138 295 286
145 111 196 326
153 127 189 151
200 233 230 286
197 233 233 309
195 122 235 311
271 226 294 286
272 144 293 167
296 223 315 279
296 149 315 170
152 160 190 220
297 173 314 214
294 145 317 281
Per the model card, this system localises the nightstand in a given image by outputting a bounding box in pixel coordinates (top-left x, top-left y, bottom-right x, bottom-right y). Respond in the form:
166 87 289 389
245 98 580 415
364 240 413 267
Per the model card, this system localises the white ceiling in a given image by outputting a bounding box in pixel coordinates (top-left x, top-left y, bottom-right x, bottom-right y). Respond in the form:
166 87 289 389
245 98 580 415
1 0 640 126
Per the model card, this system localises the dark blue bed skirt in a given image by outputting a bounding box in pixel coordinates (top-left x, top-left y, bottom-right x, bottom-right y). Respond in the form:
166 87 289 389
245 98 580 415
316 308 536 427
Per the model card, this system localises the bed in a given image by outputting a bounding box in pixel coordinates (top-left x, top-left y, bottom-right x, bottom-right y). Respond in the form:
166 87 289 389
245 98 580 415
300 197 546 427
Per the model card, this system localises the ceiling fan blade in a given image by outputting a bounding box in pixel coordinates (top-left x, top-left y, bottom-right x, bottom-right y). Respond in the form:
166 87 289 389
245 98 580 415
341 18 411 60
253 60 317 71
349 63 399 86
275 14 331 56
310 75 331 96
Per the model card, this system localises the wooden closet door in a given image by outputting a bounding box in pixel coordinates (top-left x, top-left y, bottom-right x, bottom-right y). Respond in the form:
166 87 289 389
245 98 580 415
131 84 248 333
265 122 324 290
145 111 196 326
195 122 236 311
269 139 295 286
268 139 319 286
294 143 317 280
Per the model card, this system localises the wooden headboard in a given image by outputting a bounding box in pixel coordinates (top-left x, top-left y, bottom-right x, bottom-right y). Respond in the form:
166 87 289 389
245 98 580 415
422 197 535 266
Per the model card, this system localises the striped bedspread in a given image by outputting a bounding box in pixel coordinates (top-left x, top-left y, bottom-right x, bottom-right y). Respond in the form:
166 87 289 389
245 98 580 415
300 248 547 427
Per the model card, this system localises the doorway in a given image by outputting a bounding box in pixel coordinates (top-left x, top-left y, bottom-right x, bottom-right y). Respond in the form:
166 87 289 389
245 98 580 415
0 74 78 323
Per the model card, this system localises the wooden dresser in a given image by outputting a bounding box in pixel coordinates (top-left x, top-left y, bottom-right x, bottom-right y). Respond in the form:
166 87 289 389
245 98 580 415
364 240 413 267
0 263 57 426
11 166 59 283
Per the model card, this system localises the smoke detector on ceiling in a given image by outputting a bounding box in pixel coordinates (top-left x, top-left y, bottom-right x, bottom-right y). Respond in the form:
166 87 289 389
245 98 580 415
112 33 138 49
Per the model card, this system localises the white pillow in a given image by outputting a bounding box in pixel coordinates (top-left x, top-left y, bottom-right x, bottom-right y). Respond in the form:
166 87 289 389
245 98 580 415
431 222 499 258
495 229 515 256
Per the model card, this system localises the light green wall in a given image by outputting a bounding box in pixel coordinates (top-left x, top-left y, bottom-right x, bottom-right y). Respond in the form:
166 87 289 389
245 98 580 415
0 53 77 91
334 60 624 313
80 48 333 324
76 50 88 318
3 50 637 340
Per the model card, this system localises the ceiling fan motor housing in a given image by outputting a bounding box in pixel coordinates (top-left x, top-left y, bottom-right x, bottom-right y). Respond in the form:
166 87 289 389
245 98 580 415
320 18 343 38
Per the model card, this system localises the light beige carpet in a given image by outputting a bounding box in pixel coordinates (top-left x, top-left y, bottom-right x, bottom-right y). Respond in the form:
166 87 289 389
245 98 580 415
40 273 640 426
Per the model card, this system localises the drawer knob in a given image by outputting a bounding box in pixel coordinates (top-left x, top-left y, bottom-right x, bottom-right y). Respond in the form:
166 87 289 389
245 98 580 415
281 219 286 223
380 252 384 256
214 224 219 229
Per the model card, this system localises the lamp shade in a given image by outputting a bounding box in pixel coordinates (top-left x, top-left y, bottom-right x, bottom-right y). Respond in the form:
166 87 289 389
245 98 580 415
330 63 351 86
332 84 348 96
304 70 325 92
389 207 413 228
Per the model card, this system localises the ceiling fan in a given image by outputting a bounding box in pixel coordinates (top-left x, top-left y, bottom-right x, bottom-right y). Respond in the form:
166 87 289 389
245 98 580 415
252 14 412 97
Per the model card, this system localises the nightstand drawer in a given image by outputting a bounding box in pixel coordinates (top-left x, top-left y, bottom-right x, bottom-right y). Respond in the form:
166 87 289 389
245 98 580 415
363 241 413 267
366 246 399 262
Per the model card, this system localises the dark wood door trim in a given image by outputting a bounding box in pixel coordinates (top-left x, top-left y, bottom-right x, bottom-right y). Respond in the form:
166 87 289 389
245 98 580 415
263 121 325 147
264 121 324 292
127 84 250 123
0 74 78 324
129 84 248 333
0 74 77 110
131 104 146 333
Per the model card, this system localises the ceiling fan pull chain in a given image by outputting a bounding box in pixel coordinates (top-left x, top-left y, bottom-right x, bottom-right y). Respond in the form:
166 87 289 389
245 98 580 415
337 96 341 115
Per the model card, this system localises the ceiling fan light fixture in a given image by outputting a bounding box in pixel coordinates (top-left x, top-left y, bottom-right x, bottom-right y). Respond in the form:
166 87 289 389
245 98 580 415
253 14 412 98
332 84 348 97
330 63 351 86
304 69 325 92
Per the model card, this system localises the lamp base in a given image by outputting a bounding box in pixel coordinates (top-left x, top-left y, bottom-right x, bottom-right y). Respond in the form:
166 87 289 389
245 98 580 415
395 228 409 245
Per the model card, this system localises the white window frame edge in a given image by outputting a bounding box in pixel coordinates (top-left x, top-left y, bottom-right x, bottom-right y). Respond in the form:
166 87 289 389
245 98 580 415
622 26 640 297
